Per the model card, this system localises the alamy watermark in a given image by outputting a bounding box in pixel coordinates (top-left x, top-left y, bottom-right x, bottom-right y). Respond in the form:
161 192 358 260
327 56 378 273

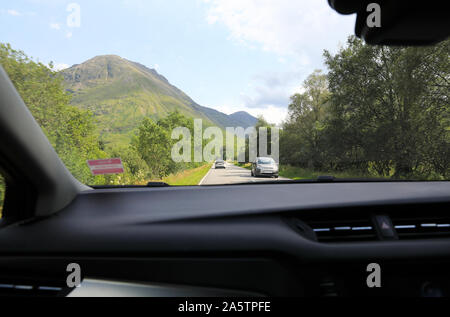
67 3 81 28
367 3 382 28
66 263 81 288
170 119 279 163
367 263 382 288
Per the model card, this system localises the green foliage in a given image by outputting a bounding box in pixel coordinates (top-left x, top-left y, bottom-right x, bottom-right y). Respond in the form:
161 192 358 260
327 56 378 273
133 117 172 179
162 164 212 186
234 162 252 170
158 110 194 132
255 116 277 159
278 165 369 181
2 39 447 187
0 43 111 185
0 43 215 186
61 55 220 148
281 70 331 169
106 146 150 185
280 37 449 180
133 111 203 179
61 55 258 148
237 116 277 162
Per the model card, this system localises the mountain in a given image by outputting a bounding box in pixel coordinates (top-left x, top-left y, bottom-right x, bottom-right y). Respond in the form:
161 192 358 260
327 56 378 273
190 105 257 129
61 55 257 144
228 111 259 128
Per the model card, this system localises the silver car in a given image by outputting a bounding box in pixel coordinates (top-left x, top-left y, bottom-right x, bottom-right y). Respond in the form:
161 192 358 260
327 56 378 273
251 157 279 178
215 159 226 169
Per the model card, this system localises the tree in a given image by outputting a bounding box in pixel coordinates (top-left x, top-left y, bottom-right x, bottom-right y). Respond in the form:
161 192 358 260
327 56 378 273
254 116 271 157
134 118 172 179
280 37 449 179
281 70 330 169
323 37 449 178
158 110 194 133
0 43 110 185
107 146 149 185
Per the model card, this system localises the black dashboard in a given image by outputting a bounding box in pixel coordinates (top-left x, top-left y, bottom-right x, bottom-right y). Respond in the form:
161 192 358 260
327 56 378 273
0 181 449 297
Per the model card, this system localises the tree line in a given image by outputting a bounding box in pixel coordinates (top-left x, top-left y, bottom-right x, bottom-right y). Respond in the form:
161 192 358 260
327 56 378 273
279 36 449 179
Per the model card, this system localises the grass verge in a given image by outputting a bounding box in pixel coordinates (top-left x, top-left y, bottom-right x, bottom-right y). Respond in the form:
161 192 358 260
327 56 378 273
234 162 367 180
279 165 368 180
161 163 212 186
234 162 252 170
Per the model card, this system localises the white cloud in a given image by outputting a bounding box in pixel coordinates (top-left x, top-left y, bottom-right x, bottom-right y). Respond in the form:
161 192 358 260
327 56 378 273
7 9 21 16
241 71 305 109
202 0 353 60
208 70 304 122
50 23 61 30
214 103 288 125
65 31 73 39
53 63 70 71
202 0 353 122
5 9 36 16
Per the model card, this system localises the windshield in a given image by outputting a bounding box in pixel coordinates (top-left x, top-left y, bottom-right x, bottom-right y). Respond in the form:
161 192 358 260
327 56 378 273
1 1 448 186
0 175 4 218
258 159 275 165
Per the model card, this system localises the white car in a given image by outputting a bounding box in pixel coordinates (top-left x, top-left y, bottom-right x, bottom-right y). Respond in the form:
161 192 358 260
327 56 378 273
215 160 226 169
251 157 279 178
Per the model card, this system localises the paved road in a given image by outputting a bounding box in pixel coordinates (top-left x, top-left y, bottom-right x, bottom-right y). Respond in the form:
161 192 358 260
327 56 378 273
200 162 290 185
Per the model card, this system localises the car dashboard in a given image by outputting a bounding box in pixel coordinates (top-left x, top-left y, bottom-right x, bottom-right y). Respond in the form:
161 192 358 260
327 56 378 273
0 181 449 297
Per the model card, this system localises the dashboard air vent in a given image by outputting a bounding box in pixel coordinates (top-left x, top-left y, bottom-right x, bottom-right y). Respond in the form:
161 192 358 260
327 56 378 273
290 204 450 243
306 218 377 243
0 280 67 297
391 214 450 240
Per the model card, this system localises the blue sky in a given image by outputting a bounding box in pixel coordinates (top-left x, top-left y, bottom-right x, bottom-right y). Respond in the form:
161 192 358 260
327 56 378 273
0 0 355 123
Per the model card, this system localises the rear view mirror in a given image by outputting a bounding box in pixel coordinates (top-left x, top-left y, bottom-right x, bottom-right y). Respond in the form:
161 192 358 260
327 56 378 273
328 0 449 46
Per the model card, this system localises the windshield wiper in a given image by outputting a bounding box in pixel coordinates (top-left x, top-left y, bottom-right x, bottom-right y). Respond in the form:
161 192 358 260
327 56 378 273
220 176 396 186
290 176 392 183
92 182 170 189
146 182 170 187
316 175 336 183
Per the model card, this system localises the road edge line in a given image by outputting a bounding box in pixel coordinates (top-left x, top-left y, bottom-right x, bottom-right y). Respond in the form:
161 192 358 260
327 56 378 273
198 165 214 186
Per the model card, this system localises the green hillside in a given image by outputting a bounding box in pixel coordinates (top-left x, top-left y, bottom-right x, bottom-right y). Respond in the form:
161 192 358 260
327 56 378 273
62 55 256 145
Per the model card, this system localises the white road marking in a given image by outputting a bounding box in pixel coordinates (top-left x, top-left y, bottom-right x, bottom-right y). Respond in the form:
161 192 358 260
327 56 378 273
198 165 214 186
200 163 289 186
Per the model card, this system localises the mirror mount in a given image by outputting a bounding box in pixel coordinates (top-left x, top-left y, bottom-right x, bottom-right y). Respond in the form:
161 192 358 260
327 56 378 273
328 0 449 46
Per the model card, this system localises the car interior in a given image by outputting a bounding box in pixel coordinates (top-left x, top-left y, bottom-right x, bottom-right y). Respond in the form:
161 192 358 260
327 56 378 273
0 0 449 298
